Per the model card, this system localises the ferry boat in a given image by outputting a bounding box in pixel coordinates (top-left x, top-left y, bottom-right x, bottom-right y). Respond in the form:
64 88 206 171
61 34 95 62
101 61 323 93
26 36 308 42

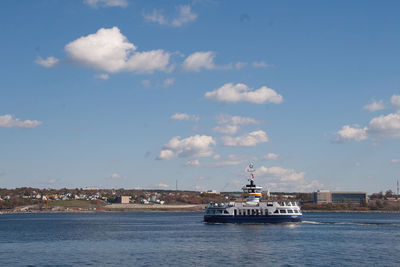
204 163 302 223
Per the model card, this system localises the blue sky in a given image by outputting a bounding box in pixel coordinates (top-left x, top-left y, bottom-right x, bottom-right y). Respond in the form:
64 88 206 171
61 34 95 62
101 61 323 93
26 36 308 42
1 0 400 193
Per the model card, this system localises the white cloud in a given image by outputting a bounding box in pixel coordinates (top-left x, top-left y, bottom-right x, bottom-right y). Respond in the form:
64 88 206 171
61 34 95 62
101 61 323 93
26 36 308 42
182 51 215 72
254 165 322 192
235 62 247 69
157 183 169 188
391 94 400 110
170 113 199 121
125 50 171 73
213 125 240 135
157 149 175 160
94 73 109 80
252 61 270 68
65 27 170 73
0 114 42 128
163 78 175 88
157 135 216 160
35 56 59 68
263 153 279 160
336 94 400 142
213 154 221 160
221 130 268 147
205 83 283 104
84 0 128 8
143 10 167 25
336 125 368 142
213 114 260 135
172 5 198 27
181 52 241 72
110 173 121 179
265 179 323 192
391 159 400 164
364 99 385 112
257 166 305 182
368 113 400 138
144 5 197 27
216 114 259 126
186 159 200 167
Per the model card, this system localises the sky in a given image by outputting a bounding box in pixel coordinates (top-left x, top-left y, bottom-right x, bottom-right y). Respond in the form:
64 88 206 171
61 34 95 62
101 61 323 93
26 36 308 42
1 0 400 193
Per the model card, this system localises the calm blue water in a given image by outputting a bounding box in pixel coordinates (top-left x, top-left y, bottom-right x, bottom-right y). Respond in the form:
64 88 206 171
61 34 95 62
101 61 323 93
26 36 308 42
0 212 399 266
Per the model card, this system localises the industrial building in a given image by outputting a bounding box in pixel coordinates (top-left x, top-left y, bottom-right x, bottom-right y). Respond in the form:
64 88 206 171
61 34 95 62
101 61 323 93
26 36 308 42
313 190 367 205
120 196 131 204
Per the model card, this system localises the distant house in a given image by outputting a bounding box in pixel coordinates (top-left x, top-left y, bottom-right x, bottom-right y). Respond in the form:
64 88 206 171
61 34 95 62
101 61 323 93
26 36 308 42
121 196 130 204
203 190 220 195
141 199 149 204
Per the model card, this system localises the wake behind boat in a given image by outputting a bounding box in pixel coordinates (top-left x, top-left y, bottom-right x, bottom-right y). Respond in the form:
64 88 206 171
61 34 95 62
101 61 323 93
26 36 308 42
204 163 302 223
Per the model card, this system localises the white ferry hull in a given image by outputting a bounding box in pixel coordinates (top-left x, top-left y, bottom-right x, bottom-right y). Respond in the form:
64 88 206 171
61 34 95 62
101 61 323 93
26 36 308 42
204 214 302 224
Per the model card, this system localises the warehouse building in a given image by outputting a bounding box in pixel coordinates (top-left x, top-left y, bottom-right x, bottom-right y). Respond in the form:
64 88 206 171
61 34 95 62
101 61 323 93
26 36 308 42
313 190 367 205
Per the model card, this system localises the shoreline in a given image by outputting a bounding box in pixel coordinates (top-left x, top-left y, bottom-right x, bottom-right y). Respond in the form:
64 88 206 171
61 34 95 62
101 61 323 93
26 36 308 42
302 209 400 213
0 204 206 215
1 205 400 215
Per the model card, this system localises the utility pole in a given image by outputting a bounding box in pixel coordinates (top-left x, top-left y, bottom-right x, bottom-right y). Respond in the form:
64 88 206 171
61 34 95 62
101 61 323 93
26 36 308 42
176 179 178 191
397 180 399 198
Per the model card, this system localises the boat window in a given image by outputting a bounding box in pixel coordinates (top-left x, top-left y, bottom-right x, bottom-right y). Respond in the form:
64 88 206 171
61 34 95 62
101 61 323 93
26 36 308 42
288 209 294 214
274 209 279 214
234 209 237 216
294 210 299 213
267 203 273 206
216 210 222 214
224 210 229 214
265 210 268 215
280 209 287 214
247 210 251 215
260 210 263 215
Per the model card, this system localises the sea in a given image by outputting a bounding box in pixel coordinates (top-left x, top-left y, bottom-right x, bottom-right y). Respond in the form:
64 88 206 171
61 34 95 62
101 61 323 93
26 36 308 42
0 212 399 267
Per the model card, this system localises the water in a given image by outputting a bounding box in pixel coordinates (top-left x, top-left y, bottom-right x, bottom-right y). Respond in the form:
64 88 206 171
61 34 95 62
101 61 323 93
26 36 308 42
0 212 399 266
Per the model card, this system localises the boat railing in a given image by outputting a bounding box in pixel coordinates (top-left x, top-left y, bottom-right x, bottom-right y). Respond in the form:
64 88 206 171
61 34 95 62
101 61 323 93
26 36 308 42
207 202 227 208
278 201 299 207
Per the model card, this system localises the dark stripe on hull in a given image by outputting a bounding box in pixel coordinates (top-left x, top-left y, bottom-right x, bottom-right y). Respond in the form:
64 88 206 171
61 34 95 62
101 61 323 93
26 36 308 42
204 215 302 224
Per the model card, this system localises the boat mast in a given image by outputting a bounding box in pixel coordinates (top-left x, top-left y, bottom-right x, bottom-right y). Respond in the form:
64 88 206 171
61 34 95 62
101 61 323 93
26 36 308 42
243 163 262 205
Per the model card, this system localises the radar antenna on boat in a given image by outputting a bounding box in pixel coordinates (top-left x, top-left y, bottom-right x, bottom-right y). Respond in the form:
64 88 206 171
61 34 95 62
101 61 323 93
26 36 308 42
247 162 255 182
